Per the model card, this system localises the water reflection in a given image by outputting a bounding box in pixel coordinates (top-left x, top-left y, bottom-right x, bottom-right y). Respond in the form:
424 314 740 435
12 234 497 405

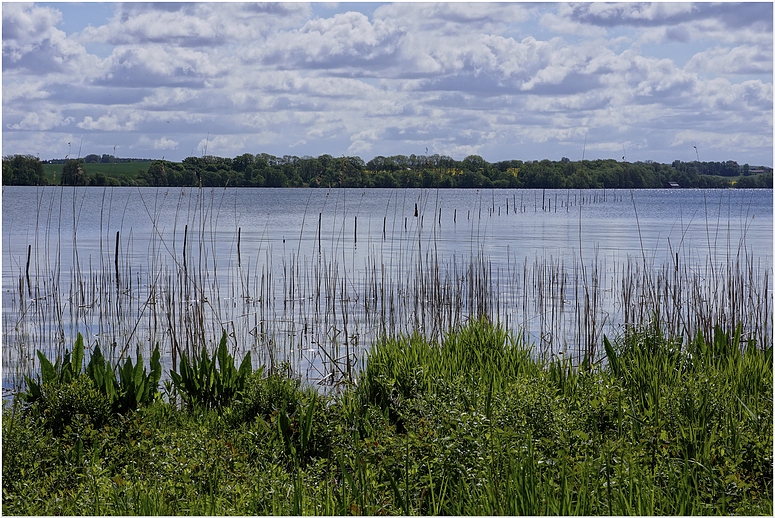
3 186 772 391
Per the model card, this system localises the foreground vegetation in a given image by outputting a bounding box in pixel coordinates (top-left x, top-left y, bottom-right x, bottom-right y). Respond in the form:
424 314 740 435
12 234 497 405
3 319 772 515
4 152 773 188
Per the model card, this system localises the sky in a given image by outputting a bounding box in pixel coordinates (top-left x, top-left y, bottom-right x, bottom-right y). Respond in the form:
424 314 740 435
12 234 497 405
2 2 773 166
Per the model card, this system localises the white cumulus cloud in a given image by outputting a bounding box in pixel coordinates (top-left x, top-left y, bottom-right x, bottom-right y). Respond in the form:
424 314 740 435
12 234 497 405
7 110 73 131
1 2 772 166
686 46 773 76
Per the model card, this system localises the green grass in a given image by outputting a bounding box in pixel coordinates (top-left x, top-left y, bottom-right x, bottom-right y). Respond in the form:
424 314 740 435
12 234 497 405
3 319 772 515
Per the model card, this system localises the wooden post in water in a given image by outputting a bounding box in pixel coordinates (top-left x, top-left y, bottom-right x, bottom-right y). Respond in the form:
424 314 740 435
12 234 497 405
318 213 322 254
182 225 188 275
115 231 120 286
383 216 386 240
25 244 31 295
354 216 357 245
237 227 241 267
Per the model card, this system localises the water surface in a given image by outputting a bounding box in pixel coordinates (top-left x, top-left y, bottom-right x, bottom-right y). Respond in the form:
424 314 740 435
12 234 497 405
3 186 772 391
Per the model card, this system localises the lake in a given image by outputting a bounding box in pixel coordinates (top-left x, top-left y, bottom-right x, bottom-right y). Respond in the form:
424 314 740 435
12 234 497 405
3 186 772 392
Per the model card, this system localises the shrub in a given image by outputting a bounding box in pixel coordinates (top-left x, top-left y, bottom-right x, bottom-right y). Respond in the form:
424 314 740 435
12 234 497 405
170 331 252 410
22 334 87 405
227 369 332 464
22 334 162 417
29 374 112 436
86 342 162 414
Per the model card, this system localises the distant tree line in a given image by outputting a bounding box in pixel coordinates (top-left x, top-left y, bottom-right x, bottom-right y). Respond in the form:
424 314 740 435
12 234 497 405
4 153 773 189
44 155 149 165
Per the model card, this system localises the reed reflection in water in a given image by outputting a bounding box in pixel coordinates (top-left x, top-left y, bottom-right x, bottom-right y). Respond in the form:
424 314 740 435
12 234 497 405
3 186 772 392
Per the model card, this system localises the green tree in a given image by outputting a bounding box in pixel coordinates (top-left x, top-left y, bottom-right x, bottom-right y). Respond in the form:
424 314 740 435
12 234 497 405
372 170 399 187
60 159 89 186
137 160 169 187
92 171 107 186
232 153 255 181
2 159 12 185
462 155 488 174
2 155 47 185
265 168 288 187
457 169 488 188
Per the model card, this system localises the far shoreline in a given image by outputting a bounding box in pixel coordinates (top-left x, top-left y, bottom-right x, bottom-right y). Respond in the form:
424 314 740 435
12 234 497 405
4 153 773 189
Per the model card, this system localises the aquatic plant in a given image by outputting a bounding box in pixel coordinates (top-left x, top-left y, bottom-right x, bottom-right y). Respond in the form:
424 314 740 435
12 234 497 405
21 332 161 415
2 186 771 393
169 331 252 410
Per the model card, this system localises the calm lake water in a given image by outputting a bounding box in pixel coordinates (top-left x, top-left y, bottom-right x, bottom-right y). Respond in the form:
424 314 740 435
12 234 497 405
3 186 772 392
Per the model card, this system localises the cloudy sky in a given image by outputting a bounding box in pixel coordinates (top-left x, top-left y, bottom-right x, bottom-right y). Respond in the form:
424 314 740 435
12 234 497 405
2 2 773 166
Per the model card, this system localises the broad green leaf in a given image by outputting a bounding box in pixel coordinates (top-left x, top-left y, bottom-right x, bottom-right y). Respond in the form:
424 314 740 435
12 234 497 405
169 370 183 393
604 335 619 376
384 466 408 515
86 344 103 381
238 352 252 379
135 378 146 406
72 333 84 376
105 368 118 400
278 408 294 457
23 375 42 402
217 332 229 371
121 358 134 388
149 344 162 389
37 350 56 384
133 354 144 388
61 362 73 385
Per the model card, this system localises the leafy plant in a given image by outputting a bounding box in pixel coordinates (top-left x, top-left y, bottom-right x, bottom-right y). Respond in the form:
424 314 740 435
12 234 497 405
4 320 772 515
27 374 113 437
276 396 318 463
86 343 161 414
22 334 162 416
22 334 86 404
170 331 252 410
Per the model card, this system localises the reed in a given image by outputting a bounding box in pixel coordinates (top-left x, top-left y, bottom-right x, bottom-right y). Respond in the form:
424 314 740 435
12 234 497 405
2 187 771 394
